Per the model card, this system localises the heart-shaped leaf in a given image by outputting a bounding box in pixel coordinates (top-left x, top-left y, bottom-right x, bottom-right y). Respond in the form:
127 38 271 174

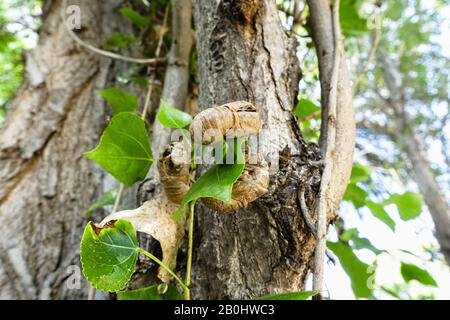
97 88 138 115
85 112 153 186
157 100 193 129
80 219 139 292
117 284 182 300
101 198 182 283
173 140 246 219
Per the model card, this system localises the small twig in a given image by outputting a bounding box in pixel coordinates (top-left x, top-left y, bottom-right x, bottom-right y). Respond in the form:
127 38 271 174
141 6 169 117
185 201 195 300
138 248 189 296
298 186 317 235
298 186 336 265
313 0 342 300
61 0 165 65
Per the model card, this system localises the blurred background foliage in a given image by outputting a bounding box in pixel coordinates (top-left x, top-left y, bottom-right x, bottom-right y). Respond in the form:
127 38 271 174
0 0 449 299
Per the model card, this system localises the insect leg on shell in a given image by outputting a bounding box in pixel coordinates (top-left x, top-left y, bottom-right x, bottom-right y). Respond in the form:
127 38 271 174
189 101 262 145
157 141 191 204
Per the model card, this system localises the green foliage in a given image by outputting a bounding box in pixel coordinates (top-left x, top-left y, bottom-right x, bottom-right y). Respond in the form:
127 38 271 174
157 100 193 129
85 112 153 186
255 291 318 300
340 0 368 35
119 7 149 29
97 88 138 115
340 228 385 255
173 139 246 220
80 219 139 292
366 201 396 231
350 163 372 184
0 0 41 111
385 192 423 221
400 262 437 287
344 183 368 209
103 32 136 49
85 189 117 218
327 241 374 298
293 98 320 118
117 284 183 300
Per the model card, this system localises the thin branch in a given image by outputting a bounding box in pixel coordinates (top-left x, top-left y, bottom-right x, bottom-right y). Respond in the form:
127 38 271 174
185 201 195 300
313 0 342 300
298 186 317 235
352 4 382 96
61 0 165 65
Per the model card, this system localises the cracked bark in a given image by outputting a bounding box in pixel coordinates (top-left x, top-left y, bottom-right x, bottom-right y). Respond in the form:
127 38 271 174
0 0 144 299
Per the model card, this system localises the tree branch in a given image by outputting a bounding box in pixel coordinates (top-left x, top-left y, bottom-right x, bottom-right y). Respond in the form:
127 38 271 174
307 0 355 299
62 0 165 65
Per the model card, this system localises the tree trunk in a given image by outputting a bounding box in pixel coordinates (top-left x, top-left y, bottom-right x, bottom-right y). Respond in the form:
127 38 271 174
403 132 450 265
190 0 322 299
381 58 450 266
0 0 140 299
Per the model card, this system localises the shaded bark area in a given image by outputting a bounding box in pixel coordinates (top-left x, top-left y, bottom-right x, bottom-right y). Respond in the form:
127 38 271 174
0 0 140 299
190 0 321 299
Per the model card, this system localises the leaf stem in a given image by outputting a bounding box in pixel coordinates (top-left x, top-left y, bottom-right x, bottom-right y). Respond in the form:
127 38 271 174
138 247 189 298
185 201 195 299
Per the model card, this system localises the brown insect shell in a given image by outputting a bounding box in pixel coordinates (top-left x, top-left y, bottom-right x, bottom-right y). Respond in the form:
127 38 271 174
202 157 270 213
157 142 191 204
190 101 262 145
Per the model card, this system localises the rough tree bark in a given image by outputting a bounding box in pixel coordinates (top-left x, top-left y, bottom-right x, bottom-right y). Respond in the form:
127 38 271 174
0 0 144 299
380 58 450 266
189 0 324 300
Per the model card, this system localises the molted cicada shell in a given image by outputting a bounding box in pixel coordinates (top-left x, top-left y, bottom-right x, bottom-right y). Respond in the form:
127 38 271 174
157 141 191 204
190 101 262 145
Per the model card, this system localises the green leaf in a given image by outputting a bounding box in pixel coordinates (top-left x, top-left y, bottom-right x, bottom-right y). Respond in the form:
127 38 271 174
293 98 320 118
119 7 149 29
85 189 117 217
85 112 153 186
157 100 193 129
117 284 182 300
400 262 437 287
343 183 368 208
350 163 372 183
340 0 368 35
97 88 138 115
340 228 385 255
80 219 139 292
327 241 374 298
386 192 423 221
254 291 319 300
174 139 246 220
103 32 136 49
366 201 396 231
